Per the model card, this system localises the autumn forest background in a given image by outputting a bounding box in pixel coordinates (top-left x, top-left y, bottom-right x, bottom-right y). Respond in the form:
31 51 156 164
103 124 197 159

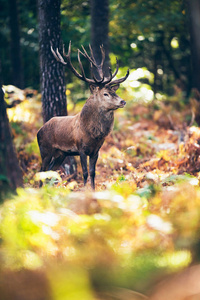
1 0 200 299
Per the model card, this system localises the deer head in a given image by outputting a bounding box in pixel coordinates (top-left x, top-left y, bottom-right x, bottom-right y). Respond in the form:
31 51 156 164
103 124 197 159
50 42 129 109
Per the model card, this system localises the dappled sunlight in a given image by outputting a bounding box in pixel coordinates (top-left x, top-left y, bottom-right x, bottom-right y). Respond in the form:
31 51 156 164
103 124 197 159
3 85 25 101
4 85 42 125
117 67 154 102
147 214 172 234
128 68 153 82
156 251 192 269
29 211 60 227
8 102 33 123
21 250 43 270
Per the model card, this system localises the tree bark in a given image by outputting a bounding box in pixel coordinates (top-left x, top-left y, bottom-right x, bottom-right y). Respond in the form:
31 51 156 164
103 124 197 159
187 0 200 93
91 0 110 77
8 0 24 88
38 0 67 123
0 63 23 200
38 0 76 176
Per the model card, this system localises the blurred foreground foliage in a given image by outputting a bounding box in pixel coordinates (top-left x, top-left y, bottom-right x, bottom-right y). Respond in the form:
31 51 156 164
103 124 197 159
0 177 199 299
2 83 200 299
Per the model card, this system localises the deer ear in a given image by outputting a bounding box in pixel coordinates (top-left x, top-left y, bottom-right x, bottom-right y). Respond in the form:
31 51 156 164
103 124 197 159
89 84 98 93
110 84 120 92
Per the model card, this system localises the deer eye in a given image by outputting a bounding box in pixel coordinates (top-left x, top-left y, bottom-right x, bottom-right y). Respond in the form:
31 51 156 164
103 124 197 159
104 93 109 97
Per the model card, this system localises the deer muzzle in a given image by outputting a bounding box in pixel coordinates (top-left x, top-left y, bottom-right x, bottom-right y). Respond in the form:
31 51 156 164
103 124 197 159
120 100 126 107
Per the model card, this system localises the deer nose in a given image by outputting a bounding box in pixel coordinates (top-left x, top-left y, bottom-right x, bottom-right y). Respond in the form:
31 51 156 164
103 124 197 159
120 100 126 106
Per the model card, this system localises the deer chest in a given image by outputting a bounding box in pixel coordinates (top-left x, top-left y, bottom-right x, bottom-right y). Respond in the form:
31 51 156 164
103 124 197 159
90 113 114 140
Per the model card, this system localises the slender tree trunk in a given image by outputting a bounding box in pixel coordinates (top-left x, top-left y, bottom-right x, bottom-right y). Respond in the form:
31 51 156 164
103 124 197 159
38 0 67 123
8 0 24 88
0 63 23 201
187 0 200 93
91 0 110 77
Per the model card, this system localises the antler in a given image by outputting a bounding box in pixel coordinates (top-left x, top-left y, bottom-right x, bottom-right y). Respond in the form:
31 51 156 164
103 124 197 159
51 41 94 84
107 68 130 86
80 44 105 82
51 41 129 86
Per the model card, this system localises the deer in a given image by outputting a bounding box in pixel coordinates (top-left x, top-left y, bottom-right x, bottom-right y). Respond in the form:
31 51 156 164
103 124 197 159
37 42 129 189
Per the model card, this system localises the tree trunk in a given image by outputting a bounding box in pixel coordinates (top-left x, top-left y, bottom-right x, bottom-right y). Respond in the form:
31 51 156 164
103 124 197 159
91 0 110 77
0 62 23 200
8 0 24 88
38 0 77 176
38 0 67 123
187 0 200 93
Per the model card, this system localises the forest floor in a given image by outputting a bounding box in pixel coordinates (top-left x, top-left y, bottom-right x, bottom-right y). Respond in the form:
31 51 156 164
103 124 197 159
6 85 200 191
3 85 200 299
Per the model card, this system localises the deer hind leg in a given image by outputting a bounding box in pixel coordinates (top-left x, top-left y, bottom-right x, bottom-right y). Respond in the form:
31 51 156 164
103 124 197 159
41 156 52 171
38 152 52 187
80 152 88 186
38 145 52 172
40 152 52 172
89 153 99 190
48 152 66 171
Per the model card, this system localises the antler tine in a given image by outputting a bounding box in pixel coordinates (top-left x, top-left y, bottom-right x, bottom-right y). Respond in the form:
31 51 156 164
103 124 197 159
50 45 59 61
77 49 89 82
89 44 96 63
108 69 130 86
86 44 106 81
50 43 67 65
77 49 102 84
103 57 119 84
99 45 105 68
62 42 70 59
90 62 105 84
62 42 72 62
111 57 119 79
61 42 90 82
92 44 105 80
56 48 67 64
78 49 87 59
103 67 113 85
81 45 98 68
81 44 106 82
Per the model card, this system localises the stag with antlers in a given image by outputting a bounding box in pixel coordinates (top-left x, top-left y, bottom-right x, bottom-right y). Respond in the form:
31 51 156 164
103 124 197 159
37 42 129 189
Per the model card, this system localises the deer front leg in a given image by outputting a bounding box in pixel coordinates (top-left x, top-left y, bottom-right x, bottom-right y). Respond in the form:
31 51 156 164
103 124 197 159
89 152 99 190
80 152 88 186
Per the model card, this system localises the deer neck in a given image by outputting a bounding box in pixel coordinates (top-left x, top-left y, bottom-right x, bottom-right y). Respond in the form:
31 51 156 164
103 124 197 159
80 97 114 139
